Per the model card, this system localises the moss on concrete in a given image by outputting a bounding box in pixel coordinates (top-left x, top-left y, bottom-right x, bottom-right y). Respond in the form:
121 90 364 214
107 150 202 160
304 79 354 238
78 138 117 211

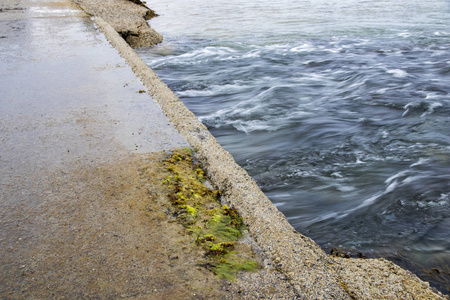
163 149 259 281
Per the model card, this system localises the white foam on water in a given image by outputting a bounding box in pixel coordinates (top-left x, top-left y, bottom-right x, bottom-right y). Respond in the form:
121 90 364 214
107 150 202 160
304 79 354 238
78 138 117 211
418 193 449 208
386 69 409 78
336 192 384 219
335 175 409 219
289 169 317 178
421 102 443 117
152 46 242 67
307 73 328 81
241 50 261 58
374 87 389 94
177 83 251 97
410 158 430 168
434 31 450 36
324 47 342 53
402 104 412 117
312 184 334 191
385 180 399 193
436 193 449 207
385 170 409 184
355 157 365 164
297 211 340 226
331 172 343 178
438 193 449 201
398 31 412 38
233 121 274 133
289 43 316 52
336 185 356 192
425 93 441 100
348 78 367 89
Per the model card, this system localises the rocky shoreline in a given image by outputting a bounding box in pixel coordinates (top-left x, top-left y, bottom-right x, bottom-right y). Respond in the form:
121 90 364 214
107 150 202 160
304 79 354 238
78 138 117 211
73 1 447 298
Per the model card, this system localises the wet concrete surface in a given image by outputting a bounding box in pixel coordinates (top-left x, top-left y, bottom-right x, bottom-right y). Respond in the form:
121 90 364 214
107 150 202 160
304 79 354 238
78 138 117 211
0 0 202 298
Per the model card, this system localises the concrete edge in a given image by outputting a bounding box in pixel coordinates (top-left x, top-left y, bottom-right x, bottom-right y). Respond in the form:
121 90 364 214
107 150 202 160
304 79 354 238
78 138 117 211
72 0 163 48
92 16 446 300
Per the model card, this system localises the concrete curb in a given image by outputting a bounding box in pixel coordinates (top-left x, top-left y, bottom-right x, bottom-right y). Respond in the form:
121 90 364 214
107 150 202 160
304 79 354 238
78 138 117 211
93 16 445 300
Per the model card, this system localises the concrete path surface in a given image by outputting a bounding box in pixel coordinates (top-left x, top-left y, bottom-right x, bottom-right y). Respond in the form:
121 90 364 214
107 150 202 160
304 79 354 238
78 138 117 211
0 0 202 298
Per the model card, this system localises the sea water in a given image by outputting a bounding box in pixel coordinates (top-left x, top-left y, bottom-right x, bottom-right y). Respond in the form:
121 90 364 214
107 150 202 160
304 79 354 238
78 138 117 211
139 0 450 293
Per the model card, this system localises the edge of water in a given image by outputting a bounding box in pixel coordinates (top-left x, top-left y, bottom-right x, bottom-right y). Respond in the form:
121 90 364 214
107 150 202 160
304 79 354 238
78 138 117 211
91 11 445 299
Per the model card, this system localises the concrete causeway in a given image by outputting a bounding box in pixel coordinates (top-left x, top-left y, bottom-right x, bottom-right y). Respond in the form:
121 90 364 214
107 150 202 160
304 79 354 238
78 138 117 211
0 0 446 299
0 0 192 297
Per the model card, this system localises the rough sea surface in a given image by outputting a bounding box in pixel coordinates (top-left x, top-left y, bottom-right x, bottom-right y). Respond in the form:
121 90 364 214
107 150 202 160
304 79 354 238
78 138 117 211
139 0 450 293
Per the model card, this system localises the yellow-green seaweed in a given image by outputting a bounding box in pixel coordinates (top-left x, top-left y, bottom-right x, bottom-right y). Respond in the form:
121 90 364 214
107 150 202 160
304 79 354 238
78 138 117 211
162 149 259 281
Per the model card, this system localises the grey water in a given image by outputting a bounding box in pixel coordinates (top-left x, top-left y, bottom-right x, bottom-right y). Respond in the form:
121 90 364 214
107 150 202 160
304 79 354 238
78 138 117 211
139 0 450 293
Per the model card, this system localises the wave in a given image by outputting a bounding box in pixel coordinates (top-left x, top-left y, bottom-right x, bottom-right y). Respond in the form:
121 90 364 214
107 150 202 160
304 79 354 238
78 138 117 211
200 84 314 132
177 83 252 98
402 101 443 118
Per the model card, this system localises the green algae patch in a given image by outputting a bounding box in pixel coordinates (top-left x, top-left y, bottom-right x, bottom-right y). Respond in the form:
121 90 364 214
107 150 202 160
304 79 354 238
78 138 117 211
214 252 260 281
162 149 259 281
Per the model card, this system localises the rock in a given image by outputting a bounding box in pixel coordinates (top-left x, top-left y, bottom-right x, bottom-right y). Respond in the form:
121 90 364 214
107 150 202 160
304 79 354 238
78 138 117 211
73 0 163 48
